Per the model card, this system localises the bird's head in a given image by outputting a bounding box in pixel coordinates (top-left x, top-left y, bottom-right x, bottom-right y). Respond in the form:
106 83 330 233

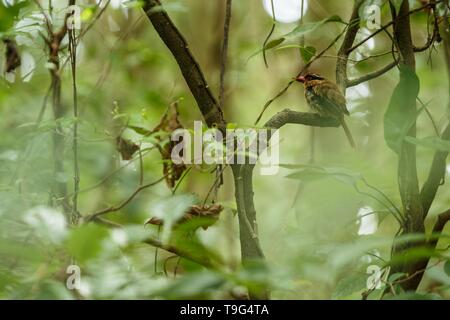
295 73 325 84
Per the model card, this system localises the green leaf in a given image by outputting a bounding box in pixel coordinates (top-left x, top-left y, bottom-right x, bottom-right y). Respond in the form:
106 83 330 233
404 136 450 152
285 164 361 187
300 46 316 63
247 15 343 63
388 272 406 283
332 273 368 299
383 65 420 154
246 38 285 62
264 37 285 50
66 224 109 263
156 271 225 299
284 15 344 38
444 260 450 276
0 2 29 33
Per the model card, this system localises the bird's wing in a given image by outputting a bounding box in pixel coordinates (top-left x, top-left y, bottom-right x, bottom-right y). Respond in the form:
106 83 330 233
311 80 349 116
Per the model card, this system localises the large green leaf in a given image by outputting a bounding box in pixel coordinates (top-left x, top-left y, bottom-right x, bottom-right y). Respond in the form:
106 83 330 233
332 273 368 299
384 65 420 153
66 224 109 263
404 136 450 152
444 260 450 277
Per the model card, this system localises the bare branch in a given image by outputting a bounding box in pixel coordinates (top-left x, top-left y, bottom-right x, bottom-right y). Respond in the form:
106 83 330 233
347 60 399 87
413 0 440 52
336 0 363 92
420 4 450 218
84 176 166 221
219 0 232 109
431 209 450 239
143 0 226 130
264 109 340 129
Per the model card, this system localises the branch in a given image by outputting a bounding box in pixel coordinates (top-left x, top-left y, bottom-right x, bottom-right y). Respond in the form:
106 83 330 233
420 10 450 217
264 109 340 129
68 2 80 225
346 1 442 54
431 209 450 241
346 60 399 87
91 217 220 269
413 0 440 52
84 176 166 222
336 0 363 91
143 0 226 130
420 126 450 217
254 28 347 125
143 237 220 270
387 0 424 293
219 0 232 109
141 1 264 298
390 209 450 292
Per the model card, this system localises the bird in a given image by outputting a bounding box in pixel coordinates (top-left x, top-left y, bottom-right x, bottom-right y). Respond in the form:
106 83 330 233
295 73 356 148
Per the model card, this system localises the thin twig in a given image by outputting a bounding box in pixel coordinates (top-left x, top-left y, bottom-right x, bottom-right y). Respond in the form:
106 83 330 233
68 9 80 225
347 60 399 87
91 218 219 269
84 176 166 221
203 164 229 205
347 1 443 53
417 97 440 136
262 0 276 68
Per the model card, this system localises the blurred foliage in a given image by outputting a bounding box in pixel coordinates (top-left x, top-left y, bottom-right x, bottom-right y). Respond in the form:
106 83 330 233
0 0 449 300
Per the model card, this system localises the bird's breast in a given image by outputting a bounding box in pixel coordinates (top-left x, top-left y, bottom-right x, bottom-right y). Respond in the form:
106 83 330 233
305 87 322 112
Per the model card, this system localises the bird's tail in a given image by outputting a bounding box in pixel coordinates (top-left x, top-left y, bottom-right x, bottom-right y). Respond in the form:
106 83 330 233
340 118 356 149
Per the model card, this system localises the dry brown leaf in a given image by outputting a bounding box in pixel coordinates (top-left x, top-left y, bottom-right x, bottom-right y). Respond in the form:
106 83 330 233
116 136 139 160
152 102 187 188
145 204 223 230
3 39 21 73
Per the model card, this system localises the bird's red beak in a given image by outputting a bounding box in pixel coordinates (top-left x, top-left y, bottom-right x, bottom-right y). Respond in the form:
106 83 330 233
295 76 306 83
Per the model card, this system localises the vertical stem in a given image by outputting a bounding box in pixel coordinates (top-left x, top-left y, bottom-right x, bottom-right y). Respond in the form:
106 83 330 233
50 71 70 213
219 0 232 110
231 164 267 299
388 0 425 292
69 18 80 225
47 2 73 216
336 0 363 92
262 0 276 68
